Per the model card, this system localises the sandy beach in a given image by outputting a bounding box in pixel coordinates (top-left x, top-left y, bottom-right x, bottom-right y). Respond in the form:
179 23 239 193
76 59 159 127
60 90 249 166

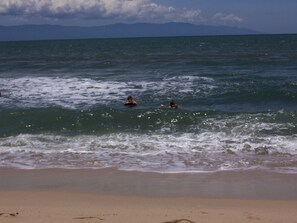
1 168 297 223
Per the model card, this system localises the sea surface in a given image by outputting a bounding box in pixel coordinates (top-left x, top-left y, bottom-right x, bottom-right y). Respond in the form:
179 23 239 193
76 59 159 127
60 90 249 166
1 35 297 173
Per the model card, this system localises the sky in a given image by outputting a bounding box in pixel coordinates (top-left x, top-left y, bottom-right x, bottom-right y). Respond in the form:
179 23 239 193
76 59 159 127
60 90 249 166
0 0 296 34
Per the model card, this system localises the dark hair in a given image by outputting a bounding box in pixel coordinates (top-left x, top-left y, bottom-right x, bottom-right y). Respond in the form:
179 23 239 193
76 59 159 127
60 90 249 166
170 100 179 109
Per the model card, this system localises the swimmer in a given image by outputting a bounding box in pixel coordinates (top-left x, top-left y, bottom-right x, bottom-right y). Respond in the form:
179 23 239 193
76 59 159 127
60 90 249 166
160 100 179 109
169 100 179 109
124 95 137 106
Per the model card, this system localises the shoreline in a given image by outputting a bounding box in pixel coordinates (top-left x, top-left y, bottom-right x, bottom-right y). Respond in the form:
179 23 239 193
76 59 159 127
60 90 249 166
1 168 297 223
1 168 297 199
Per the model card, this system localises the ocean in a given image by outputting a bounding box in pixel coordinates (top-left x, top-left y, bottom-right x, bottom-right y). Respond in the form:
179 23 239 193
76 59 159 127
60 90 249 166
1 34 297 173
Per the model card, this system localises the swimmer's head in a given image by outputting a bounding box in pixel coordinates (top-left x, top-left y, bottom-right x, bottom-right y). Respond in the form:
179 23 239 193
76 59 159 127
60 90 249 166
170 100 178 108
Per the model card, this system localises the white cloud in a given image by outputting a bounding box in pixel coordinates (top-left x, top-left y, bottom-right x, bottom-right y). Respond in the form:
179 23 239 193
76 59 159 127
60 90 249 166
179 9 202 23
213 12 243 24
0 0 203 23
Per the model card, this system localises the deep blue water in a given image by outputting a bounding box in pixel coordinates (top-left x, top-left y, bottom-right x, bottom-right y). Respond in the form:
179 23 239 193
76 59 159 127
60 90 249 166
1 35 297 172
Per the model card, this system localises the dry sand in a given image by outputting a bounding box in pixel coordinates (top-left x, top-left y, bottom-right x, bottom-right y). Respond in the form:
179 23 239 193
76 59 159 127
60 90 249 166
1 168 297 223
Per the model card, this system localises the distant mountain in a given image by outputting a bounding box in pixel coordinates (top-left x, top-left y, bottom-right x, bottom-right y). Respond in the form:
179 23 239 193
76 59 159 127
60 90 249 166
0 22 259 41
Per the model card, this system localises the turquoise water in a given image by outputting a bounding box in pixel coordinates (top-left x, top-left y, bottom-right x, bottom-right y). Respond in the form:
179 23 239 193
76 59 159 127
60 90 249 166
1 35 297 172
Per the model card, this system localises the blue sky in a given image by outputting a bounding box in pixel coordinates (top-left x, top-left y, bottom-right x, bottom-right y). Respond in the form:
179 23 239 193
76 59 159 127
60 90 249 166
0 0 296 34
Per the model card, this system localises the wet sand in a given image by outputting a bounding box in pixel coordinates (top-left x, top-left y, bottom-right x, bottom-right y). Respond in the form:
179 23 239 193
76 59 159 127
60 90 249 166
1 168 297 223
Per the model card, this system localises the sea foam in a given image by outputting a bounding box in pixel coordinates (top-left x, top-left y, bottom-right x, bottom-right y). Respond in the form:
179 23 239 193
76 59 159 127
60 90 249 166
1 131 296 172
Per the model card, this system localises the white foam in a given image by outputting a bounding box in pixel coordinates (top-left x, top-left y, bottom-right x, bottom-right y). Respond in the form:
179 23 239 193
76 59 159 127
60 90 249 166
0 131 296 172
1 77 130 108
164 75 214 82
0 75 216 108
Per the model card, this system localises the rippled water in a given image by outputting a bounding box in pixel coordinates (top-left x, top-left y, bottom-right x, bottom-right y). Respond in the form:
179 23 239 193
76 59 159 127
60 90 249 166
1 35 297 173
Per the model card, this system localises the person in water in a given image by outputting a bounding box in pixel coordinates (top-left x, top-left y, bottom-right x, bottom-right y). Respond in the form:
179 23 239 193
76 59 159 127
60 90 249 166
124 95 137 106
169 100 179 109
160 100 179 109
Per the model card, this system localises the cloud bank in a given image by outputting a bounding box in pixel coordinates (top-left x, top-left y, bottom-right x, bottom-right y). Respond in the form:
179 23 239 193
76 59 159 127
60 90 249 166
0 0 202 23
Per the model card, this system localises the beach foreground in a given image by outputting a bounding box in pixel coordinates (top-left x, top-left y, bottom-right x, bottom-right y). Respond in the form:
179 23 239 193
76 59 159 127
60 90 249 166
1 190 297 223
1 169 297 223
